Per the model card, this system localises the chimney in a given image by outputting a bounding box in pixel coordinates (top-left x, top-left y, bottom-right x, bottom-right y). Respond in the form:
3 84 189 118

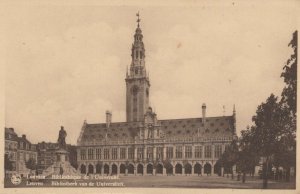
202 103 206 124
106 110 112 128
22 134 26 139
233 104 236 134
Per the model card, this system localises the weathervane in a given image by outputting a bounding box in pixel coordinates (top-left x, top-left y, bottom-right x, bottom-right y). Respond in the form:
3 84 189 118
136 11 141 27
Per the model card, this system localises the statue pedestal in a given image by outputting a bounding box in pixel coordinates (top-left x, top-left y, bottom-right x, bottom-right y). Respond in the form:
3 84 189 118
56 148 68 163
42 148 80 177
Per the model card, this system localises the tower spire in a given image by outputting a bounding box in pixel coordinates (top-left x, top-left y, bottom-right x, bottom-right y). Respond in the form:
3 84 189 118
125 13 150 122
136 11 140 28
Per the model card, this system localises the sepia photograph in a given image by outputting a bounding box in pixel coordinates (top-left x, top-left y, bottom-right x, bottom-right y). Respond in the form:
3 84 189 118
2 0 299 193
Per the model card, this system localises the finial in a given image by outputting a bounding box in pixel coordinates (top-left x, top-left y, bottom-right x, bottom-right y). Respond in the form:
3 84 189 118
233 104 236 114
136 11 141 27
223 105 226 116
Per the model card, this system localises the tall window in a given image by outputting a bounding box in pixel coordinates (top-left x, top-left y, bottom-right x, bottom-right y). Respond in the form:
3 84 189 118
156 147 163 159
112 148 118 159
147 147 153 159
120 148 126 159
96 148 101 159
204 145 212 158
104 148 110 160
175 146 182 159
225 144 230 151
80 149 86 160
128 147 134 159
214 145 222 158
166 147 173 159
137 147 143 159
195 146 202 158
133 97 138 121
88 148 94 160
185 146 192 158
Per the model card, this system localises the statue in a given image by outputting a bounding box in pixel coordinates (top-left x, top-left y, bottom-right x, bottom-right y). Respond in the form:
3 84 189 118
57 126 67 149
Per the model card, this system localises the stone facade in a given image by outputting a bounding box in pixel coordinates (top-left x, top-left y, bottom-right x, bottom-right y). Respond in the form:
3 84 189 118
76 16 236 176
5 128 37 177
5 128 19 176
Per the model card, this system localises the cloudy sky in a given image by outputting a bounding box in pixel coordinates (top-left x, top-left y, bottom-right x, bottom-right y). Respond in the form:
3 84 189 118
4 1 298 144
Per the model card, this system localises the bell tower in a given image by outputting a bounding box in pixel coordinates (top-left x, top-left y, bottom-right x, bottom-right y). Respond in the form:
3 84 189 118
125 12 150 122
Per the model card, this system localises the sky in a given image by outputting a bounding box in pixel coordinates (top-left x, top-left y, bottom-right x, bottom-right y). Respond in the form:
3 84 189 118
3 1 298 144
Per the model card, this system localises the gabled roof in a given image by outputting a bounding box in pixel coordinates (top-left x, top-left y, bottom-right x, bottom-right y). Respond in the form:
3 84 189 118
159 116 234 138
77 115 235 145
79 121 142 144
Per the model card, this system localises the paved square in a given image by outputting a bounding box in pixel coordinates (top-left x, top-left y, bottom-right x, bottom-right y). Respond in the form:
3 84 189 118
119 175 296 189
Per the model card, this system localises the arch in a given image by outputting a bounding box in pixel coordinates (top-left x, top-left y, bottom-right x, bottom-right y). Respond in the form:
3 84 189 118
184 163 192 174
111 164 118 175
156 163 163 174
80 164 86 174
204 163 212 175
147 163 153 174
166 163 173 175
104 164 109 175
128 164 134 174
224 166 231 174
175 163 183 174
88 164 94 174
96 164 101 174
214 162 222 176
194 163 202 175
137 164 143 174
120 164 126 174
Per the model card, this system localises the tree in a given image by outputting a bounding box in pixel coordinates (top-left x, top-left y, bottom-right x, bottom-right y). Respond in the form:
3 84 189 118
281 30 297 116
238 31 297 188
251 94 284 188
273 134 296 181
218 139 239 179
278 30 297 182
237 128 260 183
25 158 37 172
